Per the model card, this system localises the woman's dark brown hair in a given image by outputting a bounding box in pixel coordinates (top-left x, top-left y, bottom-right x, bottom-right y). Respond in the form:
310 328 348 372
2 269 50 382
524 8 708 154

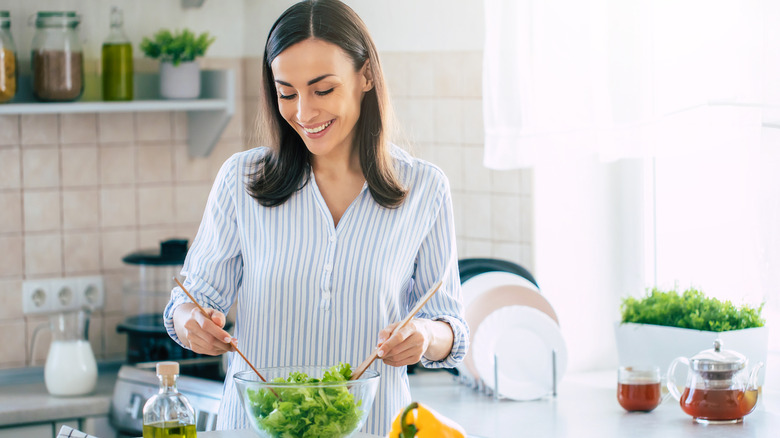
247 0 407 208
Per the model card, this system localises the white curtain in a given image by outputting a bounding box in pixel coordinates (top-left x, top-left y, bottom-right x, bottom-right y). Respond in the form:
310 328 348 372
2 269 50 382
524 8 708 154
482 0 771 169
482 0 780 370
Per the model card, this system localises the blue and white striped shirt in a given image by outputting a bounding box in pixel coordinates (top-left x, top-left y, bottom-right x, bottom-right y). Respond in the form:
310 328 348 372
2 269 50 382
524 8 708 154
163 145 468 435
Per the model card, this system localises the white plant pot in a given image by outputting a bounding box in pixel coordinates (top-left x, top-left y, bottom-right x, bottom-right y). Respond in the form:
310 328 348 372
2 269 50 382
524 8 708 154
159 61 201 99
614 322 768 386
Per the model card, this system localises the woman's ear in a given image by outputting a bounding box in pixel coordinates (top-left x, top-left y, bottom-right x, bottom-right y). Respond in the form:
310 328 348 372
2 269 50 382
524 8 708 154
361 61 374 92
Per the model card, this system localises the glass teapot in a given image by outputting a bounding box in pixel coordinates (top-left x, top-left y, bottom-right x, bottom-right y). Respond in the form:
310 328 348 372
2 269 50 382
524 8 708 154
31 308 97 396
667 339 763 424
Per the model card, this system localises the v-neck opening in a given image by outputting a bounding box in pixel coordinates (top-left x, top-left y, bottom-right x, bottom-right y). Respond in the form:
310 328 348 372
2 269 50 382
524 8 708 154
309 171 368 232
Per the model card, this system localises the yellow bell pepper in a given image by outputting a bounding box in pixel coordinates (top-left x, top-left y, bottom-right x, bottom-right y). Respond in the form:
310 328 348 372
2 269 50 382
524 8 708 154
387 402 466 438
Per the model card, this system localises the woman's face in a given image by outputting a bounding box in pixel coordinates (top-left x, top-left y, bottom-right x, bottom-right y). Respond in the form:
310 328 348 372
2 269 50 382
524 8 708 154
270 38 373 160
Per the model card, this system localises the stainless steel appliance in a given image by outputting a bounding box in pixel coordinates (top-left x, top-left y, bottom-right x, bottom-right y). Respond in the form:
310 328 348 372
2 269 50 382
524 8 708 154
110 360 223 437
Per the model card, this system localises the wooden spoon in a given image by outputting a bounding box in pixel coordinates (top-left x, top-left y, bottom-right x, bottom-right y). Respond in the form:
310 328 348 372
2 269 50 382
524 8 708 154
173 277 269 383
350 280 443 380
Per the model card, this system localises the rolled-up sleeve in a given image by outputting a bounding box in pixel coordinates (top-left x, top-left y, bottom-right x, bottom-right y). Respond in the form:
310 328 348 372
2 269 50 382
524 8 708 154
164 154 244 349
412 174 469 368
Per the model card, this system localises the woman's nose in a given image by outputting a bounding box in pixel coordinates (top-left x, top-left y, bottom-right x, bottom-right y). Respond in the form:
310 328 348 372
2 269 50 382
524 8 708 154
296 95 318 123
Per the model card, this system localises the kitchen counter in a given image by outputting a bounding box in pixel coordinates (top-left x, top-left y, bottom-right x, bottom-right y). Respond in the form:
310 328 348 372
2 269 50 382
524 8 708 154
407 369 780 438
196 431 379 438
0 364 120 426
3 365 779 438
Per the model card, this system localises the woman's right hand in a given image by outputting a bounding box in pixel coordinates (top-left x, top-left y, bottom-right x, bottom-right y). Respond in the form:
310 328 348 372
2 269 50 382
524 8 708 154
173 303 235 355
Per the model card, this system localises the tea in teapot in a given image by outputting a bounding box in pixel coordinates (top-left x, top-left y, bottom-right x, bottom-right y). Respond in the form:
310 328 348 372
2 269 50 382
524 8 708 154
667 339 763 424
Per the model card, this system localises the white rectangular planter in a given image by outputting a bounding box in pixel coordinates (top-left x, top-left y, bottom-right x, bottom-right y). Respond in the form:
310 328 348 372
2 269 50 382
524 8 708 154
614 322 768 386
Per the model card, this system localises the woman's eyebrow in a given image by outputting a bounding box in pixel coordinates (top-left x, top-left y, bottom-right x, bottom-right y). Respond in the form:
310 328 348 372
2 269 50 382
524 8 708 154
275 74 336 87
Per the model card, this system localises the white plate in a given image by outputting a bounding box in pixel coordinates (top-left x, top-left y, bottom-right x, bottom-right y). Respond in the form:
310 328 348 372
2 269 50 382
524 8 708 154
461 271 540 309
472 305 567 401
456 272 543 380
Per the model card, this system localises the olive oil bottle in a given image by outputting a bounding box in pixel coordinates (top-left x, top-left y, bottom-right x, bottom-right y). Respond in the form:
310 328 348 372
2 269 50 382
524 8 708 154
142 422 197 438
142 362 196 438
101 6 133 100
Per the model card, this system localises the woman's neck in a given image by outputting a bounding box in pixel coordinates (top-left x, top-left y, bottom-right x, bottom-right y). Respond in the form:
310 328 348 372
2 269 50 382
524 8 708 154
311 145 363 180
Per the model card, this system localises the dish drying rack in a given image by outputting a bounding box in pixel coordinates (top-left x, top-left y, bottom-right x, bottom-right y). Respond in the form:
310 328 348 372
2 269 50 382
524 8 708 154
454 350 559 400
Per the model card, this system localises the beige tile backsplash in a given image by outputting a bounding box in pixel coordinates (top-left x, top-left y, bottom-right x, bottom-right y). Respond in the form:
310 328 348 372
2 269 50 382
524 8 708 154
135 112 172 142
62 189 100 230
24 233 63 277
23 191 60 232
100 145 136 185
60 113 98 145
97 113 135 143
0 148 21 189
61 146 99 187
0 115 20 146
21 114 59 146
0 192 22 234
136 143 174 184
22 147 60 189
0 51 533 370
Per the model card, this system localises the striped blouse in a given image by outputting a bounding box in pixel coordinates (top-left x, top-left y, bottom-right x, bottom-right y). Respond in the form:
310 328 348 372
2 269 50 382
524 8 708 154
163 145 468 436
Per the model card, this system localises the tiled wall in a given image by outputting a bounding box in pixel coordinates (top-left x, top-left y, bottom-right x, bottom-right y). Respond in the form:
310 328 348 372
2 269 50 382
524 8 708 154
0 52 533 371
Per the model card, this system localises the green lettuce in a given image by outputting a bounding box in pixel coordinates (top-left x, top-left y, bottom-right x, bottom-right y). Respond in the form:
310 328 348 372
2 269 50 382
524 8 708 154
245 363 363 438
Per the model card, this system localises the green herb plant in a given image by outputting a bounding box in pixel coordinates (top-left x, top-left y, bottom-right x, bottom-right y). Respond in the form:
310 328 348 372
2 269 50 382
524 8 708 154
621 287 764 332
140 29 215 66
246 362 363 438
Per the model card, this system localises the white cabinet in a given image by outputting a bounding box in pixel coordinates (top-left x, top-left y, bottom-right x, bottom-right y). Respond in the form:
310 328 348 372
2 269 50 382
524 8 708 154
83 416 117 438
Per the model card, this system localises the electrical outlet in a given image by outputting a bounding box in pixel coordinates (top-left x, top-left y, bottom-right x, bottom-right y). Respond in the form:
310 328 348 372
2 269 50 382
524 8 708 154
78 276 104 310
23 276 105 314
50 278 78 312
22 280 52 314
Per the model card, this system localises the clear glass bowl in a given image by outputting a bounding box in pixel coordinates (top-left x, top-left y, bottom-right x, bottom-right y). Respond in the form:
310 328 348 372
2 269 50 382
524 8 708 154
234 365 380 438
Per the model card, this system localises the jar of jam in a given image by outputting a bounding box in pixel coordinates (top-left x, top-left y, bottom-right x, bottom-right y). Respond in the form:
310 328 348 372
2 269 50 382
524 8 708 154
0 11 17 103
31 11 84 101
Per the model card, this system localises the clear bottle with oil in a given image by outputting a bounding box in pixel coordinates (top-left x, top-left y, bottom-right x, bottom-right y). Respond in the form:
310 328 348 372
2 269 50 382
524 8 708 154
142 362 196 438
101 6 133 100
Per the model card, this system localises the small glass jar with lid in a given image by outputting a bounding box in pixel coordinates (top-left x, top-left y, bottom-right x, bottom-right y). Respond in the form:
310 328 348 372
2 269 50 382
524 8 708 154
0 11 17 103
31 11 84 101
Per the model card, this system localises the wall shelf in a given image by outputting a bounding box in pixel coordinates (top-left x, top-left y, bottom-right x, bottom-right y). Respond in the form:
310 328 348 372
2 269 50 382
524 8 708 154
0 70 235 157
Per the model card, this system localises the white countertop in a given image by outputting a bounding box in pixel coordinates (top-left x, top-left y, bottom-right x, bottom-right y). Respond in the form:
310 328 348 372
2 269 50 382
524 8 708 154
0 366 117 426
3 365 779 438
407 369 780 438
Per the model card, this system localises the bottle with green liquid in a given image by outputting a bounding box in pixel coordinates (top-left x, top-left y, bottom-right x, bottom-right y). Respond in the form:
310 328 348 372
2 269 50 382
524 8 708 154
142 362 197 438
101 6 133 101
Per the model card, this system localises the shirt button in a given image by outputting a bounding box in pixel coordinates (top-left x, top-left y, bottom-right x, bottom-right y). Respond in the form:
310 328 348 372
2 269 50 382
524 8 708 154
324 264 332 272
323 291 331 299
329 235 337 243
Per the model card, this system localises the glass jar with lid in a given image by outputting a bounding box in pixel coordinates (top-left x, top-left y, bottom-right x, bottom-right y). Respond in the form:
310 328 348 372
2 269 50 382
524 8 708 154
0 11 17 103
31 11 84 101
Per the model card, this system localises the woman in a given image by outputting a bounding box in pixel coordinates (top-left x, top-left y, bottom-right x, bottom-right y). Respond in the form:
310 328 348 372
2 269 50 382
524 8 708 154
163 0 468 434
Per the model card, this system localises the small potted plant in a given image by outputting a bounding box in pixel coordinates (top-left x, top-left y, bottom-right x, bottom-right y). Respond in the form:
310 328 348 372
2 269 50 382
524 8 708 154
614 287 767 385
140 29 215 99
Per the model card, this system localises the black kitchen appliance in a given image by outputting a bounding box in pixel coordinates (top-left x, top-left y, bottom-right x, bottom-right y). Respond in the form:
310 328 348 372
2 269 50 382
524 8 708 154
118 239 229 380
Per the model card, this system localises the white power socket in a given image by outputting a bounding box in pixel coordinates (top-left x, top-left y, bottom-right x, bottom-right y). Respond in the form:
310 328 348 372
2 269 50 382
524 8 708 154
22 276 105 315
22 280 52 314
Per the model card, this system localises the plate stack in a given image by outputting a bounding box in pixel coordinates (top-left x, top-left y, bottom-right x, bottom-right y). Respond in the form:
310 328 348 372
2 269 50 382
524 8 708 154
458 265 567 401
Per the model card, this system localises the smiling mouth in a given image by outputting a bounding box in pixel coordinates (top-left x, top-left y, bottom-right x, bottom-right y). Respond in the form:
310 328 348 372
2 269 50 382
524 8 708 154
301 120 334 134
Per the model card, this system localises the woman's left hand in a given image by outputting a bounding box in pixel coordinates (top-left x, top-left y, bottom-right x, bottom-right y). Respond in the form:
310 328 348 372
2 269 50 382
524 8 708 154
376 318 432 367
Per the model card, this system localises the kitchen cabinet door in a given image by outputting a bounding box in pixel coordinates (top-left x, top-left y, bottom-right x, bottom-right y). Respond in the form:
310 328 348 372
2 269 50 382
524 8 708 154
83 415 117 438
0 423 53 438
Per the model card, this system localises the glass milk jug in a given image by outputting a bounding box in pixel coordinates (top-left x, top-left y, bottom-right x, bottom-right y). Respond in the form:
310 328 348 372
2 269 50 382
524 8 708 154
32 309 98 396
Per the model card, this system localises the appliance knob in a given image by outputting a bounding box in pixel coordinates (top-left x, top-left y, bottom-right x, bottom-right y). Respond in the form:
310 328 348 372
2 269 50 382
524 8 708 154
127 393 144 419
